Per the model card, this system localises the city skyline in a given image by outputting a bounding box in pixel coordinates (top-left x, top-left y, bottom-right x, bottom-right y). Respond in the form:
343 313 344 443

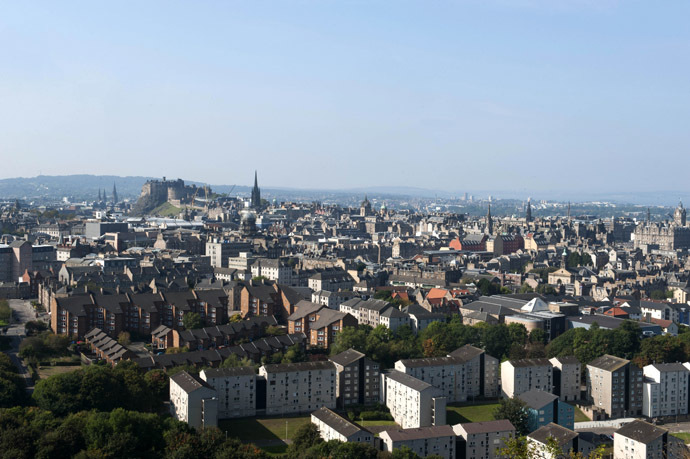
2 1 690 192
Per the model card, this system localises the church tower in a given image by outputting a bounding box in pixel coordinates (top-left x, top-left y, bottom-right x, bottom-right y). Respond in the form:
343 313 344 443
675 200 687 226
112 183 118 205
251 171 261 209
525 199 533 223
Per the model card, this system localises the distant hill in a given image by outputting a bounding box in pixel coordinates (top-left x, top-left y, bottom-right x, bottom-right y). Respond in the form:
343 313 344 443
0 175 155 200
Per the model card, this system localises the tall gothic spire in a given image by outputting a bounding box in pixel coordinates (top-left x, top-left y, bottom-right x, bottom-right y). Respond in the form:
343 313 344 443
526 199 532 223
112 183 118 204
251 171 261 209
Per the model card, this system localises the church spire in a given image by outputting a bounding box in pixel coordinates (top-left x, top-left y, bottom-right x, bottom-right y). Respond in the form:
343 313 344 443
526 199 532 223
112 183 118 205
251 171 261 209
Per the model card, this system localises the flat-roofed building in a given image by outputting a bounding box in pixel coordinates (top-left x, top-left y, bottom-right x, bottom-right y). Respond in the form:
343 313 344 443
454 419 515 459
259 361 336 416
310 406 374 445
380 425 456 459
380 369 447 429
500 358 553 399
200 367 256 419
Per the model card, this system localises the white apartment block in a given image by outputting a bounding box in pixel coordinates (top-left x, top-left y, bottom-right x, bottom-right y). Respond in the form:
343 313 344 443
200 367 256 419
251 258 293 284
380 369 447 429
310 406 375 444
642 363 690 418
613 419 668 459
453 420 515 459
550 356 581 402
380 425 456 459
259 361 336 416
169 371 218 429
500 358 553 398
395 345 499 403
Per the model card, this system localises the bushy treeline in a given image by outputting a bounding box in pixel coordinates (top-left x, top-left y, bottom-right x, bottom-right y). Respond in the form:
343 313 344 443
330 316 547 367
0 353 28 408
32 361 168 417
0 406 267 459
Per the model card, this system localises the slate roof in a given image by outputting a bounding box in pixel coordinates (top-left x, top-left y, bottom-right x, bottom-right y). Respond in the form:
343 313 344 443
457 419 515 435
329 348 366 367
588 354 629 372
202 367 256 378
383 369 434 392
383 425 455 441
528 423 577 446
311 406 369 438
615 419 667 444
519 389 558 409
262 361 335 373
170 370 214 393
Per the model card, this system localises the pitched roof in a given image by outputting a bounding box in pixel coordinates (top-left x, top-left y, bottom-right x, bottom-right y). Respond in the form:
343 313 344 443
587 354 629 372
329 348 365 367
528 423 577 446
615 419 667 444
311 407 370 438
383 369 435 392
170 370 214 393
382 425 455 442
201 367 256 378
261 361 335 373
456 419 515 435
519 389 558 409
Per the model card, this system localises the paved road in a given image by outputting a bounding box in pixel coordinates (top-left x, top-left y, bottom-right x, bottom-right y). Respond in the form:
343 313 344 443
4 299 40 391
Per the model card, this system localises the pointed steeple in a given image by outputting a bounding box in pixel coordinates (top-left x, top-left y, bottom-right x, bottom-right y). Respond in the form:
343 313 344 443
251 171 261 209
98 189 102 201
112 183 118 205
525 199 533 223
647 207 651 225
567 201 571 220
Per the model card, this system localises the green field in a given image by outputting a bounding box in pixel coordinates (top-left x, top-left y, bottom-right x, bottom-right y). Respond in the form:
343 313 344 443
219 415 310 444
673 433 690 444
571 405 590 423
446 401 501 424
37 363 81 379
151 202 182 217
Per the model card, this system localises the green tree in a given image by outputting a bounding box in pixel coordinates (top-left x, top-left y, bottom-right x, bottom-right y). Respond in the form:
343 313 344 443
529 328 547 345
287 423 322 457
391 445 421 459
493 397 529 436
330 326 369 355
118 331 131 346
183 312 204 330
480 324 512 360
508 323 529 346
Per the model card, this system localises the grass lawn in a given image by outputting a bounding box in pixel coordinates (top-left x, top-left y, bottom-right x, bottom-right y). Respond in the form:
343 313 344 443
37 364 81 379
446 401 501 424
219 415 310 444
571 405 590 423
673 433 690 444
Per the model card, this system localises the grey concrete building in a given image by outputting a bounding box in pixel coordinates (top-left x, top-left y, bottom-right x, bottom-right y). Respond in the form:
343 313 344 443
586 354 643 419
329 348 380 407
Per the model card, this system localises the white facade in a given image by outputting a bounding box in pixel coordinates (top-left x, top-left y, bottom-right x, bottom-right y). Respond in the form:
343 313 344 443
642 363 690 418
169 371 218 429
500 359 553 398
380 370 447 429
259 361 336 416
453 420 515 459
380 425 456 459
613 420 667 459
310 407 375 444
200 367 256 419
395 347 498 403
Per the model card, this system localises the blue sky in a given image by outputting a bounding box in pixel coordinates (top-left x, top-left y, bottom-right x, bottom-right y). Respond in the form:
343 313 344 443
1 1 689 194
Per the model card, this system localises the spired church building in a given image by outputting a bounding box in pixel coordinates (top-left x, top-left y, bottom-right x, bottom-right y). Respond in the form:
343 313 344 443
634 201 690 251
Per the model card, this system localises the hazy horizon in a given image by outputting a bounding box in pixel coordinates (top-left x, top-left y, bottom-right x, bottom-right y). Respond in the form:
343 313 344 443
2 1 690 193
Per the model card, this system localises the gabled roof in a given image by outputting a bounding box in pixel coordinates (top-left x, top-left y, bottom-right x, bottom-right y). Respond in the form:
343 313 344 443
615 419 666 444
170 370 214 393
528 423 577 446
311 407 370 438
329 348 365 367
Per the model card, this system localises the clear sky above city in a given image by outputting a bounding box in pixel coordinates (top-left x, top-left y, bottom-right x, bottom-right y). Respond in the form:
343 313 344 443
1 1 689 194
